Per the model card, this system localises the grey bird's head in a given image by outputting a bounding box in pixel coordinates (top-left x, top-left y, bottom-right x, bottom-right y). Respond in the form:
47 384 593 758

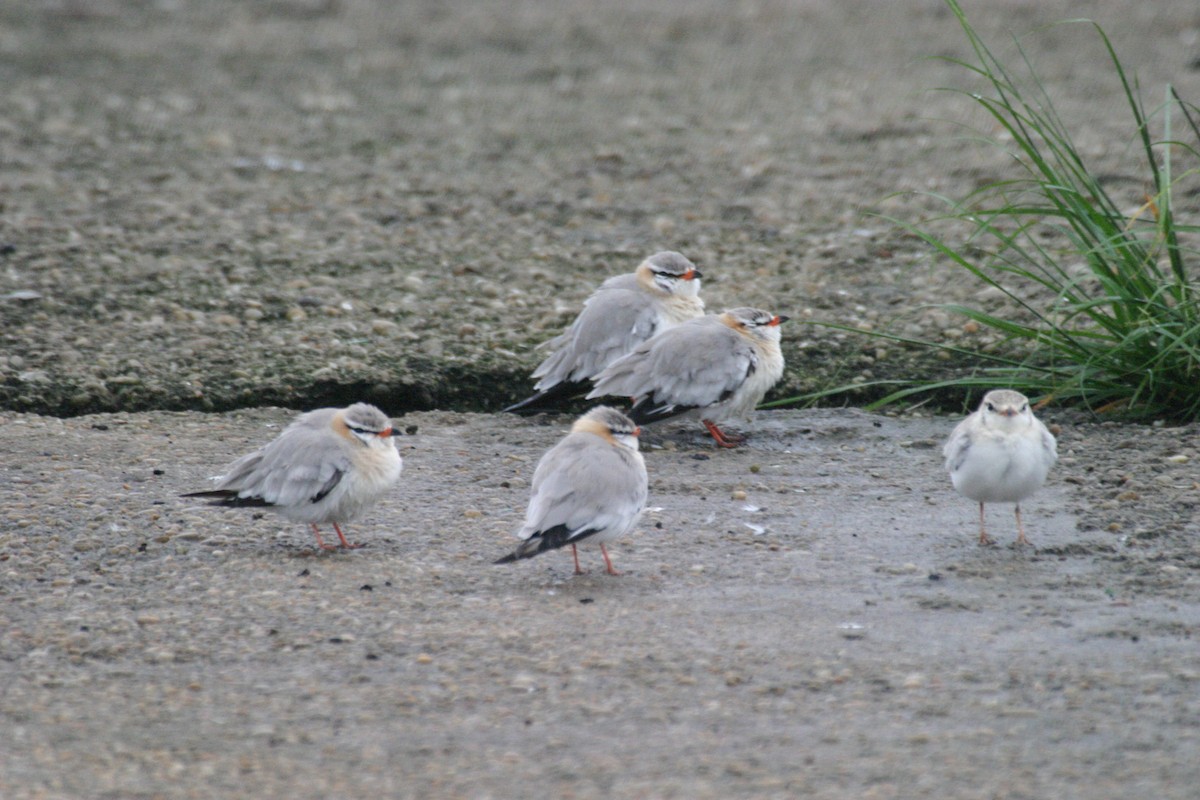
977 389 1036 429
340 403 398 444
574 405 641 450
721 307 789 341
637 251 703 297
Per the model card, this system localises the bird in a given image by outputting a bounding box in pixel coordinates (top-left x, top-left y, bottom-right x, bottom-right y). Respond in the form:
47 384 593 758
586 307 788 448
943 389 1058 546
503 251 704 413
495 406 648 575
183 403 402 551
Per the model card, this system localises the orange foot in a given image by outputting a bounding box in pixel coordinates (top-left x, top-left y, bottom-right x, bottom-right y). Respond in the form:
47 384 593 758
703 419 745 448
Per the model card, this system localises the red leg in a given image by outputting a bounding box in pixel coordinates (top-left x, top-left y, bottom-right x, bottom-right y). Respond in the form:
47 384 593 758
332 522 364 550
1013 504 1032 546
571 544 584 575
311 524 338 551
703 419 744 448
600 544 621 576
977 502 994 546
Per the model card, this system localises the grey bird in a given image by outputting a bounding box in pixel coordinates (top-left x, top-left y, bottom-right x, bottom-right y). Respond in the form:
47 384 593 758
183 403 402 550
944 389 1058 546
495 406 648 575
587 307 788 448
504 251 704 413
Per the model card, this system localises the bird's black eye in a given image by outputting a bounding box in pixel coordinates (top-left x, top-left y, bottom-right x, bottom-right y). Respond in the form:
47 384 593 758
350 426 369 435
1021 403 1028 412
985 403 995 412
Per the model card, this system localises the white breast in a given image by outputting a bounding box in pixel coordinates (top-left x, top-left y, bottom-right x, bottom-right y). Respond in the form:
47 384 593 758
950 433 1051 504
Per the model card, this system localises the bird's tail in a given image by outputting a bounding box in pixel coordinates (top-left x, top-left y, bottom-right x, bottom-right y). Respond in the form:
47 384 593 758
503 380 589 414
180 490 272 508
494 525 598 565
627 396 693 425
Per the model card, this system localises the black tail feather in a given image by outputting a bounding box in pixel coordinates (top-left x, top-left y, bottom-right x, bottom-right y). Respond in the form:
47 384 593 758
503 380 590 414
494 524 600 564
626 397 698 426
181 490 273 508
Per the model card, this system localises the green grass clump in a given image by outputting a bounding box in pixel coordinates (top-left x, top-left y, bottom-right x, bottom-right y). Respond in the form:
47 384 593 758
809 0 1200 419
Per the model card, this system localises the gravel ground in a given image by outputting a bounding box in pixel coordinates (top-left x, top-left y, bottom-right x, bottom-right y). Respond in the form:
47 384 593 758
3 1 1200 798
3 0 1199 414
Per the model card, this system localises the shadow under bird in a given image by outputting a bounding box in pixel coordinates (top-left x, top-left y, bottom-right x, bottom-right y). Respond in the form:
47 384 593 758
943 389 1058 546
495 406 648 575
587 307 788 448
504 251 704 413
182 403 402 550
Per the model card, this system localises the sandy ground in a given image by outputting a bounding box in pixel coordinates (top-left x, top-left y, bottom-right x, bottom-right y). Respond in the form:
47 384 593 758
3 1 1200 798
2 406 1199 799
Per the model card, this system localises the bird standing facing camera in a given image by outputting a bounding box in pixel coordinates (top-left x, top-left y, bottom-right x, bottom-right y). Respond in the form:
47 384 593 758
944 389 1058 546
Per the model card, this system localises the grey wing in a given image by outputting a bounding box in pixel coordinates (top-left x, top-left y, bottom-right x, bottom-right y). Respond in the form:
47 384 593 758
216 425 351 508
521 435 648 539
592 324 754 410
942 416 974 473
533 287 657 386
1039 421 1059 466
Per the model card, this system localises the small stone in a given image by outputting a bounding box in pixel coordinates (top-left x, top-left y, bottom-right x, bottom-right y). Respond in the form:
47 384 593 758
371 319 398 335
731 489 747 501
1167 454 1190 464
415 653 434 664
463 508 483 519
145 647 175 664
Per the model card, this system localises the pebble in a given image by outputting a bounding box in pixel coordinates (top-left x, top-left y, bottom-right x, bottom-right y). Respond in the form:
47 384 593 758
371 319 398 335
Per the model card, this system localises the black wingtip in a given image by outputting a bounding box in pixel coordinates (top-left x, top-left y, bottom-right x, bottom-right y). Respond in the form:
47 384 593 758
627 397 693 426
493 553 518 565
503 380 590 414
181 490 273 508
502 395 547 414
